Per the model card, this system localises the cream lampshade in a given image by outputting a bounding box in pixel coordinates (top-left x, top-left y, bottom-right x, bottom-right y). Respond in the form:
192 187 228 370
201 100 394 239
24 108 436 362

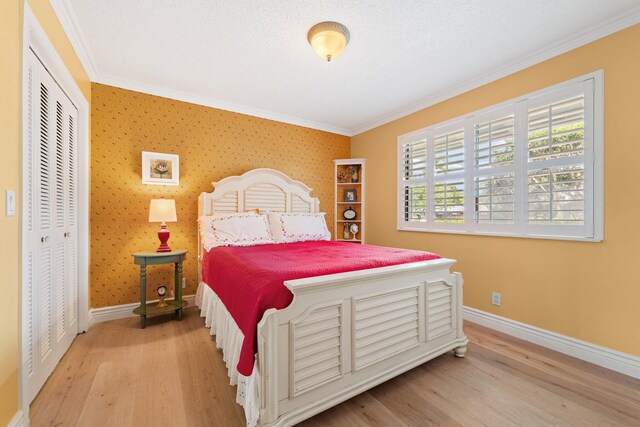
149 199 177 252
307 21 350 62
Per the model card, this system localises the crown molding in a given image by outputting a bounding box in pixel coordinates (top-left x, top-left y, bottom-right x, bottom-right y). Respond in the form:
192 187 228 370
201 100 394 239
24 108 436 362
51 0 350 135
94 73 353 136
52 0 639 137
50 0 99 80
350 7 640 136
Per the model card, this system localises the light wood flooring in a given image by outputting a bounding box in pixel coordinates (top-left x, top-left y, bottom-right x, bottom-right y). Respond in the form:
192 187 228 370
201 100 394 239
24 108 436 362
30 307 640 426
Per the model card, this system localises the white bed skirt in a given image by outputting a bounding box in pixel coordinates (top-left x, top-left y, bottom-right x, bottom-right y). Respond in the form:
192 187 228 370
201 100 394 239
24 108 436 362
195 282 260 427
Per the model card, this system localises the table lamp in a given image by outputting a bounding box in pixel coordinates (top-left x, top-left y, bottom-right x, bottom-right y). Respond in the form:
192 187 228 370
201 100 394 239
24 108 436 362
149 199 177 252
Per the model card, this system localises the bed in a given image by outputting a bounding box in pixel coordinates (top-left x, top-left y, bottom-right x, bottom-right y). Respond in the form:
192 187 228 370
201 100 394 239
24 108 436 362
196 168 468 427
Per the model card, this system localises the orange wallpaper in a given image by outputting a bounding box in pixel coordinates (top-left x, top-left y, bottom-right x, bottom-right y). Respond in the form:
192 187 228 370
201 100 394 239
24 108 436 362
90 83 350 308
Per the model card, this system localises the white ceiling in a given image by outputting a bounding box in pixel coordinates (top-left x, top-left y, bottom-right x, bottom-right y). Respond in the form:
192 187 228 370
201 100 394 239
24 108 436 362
58 0 640 135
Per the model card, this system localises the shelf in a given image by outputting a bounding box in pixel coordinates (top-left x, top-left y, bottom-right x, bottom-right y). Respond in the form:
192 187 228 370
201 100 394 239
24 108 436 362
335 159 365 244
133 299 187 316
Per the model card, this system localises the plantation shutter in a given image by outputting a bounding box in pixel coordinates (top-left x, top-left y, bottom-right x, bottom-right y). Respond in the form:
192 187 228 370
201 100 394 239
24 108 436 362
526 91 588 229
401 138 428 222
398 75 599 240
473 113 516 225
433 129 464 223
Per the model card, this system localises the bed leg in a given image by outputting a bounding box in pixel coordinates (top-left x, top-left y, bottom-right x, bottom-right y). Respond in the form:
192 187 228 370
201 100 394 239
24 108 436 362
453 345 467 358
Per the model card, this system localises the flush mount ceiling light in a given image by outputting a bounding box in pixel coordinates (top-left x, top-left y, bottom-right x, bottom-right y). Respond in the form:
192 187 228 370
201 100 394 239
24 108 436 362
307 21 350 62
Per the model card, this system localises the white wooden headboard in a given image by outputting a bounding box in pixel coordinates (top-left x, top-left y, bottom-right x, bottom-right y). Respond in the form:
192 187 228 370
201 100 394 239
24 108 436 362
198 168 320 216
197 169 321 276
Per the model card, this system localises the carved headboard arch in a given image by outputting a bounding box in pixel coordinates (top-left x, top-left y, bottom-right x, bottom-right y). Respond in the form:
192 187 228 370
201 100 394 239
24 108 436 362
198 168 320 217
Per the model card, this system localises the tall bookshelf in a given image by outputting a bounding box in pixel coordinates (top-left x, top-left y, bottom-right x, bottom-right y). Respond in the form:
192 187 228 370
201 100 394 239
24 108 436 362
333 159 365 244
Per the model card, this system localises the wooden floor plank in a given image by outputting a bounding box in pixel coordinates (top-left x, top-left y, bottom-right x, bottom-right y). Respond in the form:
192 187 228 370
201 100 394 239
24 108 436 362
297 392 408 427
30 308 640 427
465 323 640 391
465 351 617 426
466 323 640 425
465 324 640 403
469 341 640 425
174 316 245 426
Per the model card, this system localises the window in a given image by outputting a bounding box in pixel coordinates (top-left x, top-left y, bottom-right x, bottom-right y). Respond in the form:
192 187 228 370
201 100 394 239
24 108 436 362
398 72 603 241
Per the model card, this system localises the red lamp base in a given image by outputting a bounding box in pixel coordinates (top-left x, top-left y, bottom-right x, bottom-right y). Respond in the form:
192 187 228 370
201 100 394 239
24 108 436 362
156 223 172 253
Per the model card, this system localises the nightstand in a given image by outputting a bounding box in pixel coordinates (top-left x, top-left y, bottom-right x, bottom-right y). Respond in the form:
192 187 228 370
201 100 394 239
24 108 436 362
132 250 188 328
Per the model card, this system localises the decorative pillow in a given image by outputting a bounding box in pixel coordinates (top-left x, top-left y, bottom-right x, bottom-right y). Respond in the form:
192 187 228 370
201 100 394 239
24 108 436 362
198 216 216 248
199 212 274 250
267 212 331 243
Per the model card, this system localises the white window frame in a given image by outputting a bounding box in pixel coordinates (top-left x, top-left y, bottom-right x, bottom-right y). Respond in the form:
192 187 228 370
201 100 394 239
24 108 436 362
397 71 604 242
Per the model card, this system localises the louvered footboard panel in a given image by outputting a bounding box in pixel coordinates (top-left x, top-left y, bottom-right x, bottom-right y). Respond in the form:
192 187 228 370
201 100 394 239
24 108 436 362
290 304 344 397
427 281 454 340
353 286 421 370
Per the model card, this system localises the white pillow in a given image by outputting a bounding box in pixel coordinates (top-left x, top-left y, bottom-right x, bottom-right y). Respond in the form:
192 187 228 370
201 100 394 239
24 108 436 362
267 212 331 243
199 213 274 250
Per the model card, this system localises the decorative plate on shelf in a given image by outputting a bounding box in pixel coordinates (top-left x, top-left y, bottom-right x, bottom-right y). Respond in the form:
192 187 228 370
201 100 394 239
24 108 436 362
343 207 356 220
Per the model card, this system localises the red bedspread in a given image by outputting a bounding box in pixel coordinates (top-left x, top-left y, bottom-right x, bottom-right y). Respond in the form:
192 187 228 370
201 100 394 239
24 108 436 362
202 240 440 376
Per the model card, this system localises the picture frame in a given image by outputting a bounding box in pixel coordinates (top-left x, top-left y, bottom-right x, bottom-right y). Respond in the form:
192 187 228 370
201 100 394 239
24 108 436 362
142 151 179 186
344 189 357 203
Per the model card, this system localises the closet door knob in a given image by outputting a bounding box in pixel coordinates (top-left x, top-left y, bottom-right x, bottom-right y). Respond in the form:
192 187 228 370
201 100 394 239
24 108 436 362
64 232 71 238
41 236 49 243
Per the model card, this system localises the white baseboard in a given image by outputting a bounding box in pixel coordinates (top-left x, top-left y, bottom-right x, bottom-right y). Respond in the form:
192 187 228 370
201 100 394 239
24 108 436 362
8 409 26 427
89 295 196 326
87 300 639 378
463 306 640 379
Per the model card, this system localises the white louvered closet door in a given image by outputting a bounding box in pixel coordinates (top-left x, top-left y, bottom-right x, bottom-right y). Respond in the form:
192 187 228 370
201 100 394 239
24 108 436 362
26 50 79 403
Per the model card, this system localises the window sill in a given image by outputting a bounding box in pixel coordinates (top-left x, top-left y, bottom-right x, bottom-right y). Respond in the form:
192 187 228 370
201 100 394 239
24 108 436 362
396 225 603 243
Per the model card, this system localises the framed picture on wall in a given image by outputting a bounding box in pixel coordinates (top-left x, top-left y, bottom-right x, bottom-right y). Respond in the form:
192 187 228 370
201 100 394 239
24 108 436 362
142 151 180 186
345 189 357 202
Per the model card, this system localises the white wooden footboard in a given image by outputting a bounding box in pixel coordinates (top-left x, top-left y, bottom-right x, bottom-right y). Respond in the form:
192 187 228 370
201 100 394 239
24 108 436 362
257 258 468 427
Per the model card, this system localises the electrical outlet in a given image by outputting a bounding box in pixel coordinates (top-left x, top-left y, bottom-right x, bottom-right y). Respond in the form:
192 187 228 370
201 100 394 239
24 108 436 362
492 292 502 306
182 278 186 289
